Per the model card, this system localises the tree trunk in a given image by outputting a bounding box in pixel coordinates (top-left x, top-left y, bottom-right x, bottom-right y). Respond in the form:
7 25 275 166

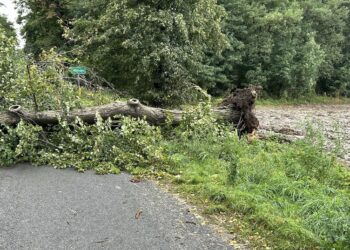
0 87 259 132
0 99 237 126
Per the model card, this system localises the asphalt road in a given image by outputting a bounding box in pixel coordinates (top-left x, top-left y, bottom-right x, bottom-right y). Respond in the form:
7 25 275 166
0 164 232 250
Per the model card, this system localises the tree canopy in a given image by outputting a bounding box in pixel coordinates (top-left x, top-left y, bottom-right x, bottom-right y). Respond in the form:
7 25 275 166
0 14 16 39
69 0 228 104
16 0 71 56
15 0 350 103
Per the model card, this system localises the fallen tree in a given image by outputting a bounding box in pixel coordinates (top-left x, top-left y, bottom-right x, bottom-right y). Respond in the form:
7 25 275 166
0 87 259 133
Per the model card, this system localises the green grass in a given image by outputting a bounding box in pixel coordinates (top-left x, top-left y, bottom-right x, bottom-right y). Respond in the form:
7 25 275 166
152 133 350 249
257 95 350 106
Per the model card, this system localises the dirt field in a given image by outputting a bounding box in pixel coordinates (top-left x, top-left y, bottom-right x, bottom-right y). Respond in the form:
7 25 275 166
256 105 350 165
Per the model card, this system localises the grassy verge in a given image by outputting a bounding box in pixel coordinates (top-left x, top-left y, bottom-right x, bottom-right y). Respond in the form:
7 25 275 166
137 131 350 249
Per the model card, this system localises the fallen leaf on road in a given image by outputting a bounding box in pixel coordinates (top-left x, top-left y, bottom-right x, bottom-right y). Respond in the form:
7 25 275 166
135 209 143 219
94 238 109 244
185 221 196 225
130 178 141 183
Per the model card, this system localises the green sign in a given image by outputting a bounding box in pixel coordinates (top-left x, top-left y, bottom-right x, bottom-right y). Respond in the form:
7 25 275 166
69 66 87 75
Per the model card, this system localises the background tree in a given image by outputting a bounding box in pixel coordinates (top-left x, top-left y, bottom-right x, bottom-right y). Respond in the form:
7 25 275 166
303 0 349 96
0 15 16 39
15 0 73 57
16 0 350 101
0 18 17 107
70 0 228 105
209 0 349 98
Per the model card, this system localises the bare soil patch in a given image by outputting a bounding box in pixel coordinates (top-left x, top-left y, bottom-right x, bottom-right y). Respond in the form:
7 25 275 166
256 104 350 165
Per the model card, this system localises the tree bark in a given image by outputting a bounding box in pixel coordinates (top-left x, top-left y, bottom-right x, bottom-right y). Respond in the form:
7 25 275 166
0 99 240 127
0 87 260 132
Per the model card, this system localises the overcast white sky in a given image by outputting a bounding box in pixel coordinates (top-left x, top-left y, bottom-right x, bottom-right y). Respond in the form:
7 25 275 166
0 0 24 46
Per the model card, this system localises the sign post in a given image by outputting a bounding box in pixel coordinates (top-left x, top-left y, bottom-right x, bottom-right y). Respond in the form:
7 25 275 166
69 66 87 75
69 66 87 87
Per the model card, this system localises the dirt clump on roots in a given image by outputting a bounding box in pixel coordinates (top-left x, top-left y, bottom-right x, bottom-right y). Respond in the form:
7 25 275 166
219 86 261 135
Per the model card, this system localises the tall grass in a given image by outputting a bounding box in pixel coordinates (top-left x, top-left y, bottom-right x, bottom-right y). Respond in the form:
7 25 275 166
161 107 350 249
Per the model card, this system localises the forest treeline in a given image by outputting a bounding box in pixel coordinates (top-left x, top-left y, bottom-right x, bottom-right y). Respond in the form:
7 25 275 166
4 0 350 104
